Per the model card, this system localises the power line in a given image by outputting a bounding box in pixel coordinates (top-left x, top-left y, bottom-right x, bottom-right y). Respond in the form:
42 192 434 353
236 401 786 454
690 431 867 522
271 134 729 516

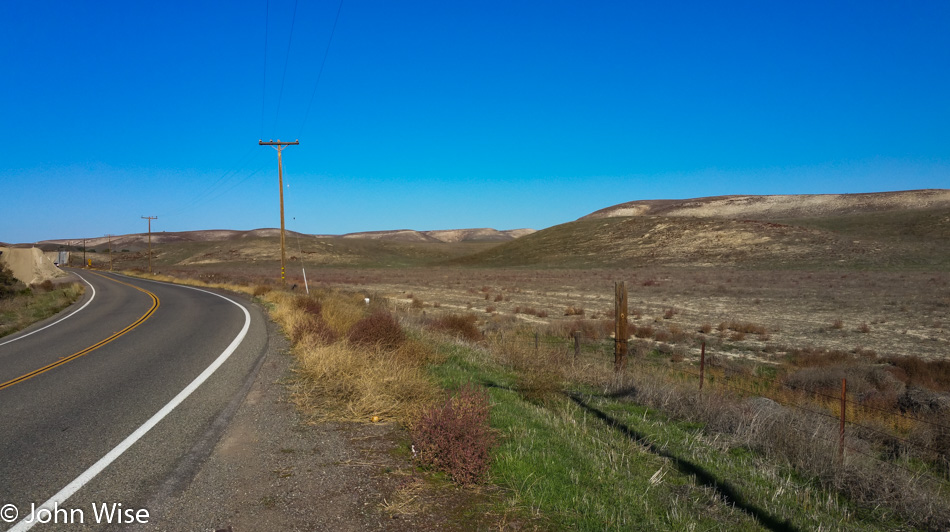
159 147 262 219
260 0 270 141
271 0 299 136
202 161 271 205
298 0 345 138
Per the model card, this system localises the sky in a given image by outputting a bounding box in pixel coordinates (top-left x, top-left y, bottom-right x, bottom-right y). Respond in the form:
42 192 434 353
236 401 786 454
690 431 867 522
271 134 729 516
1 0 948 243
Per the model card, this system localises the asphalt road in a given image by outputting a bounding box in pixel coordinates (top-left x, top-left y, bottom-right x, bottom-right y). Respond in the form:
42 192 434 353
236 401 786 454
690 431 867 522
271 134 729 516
0 270 269 531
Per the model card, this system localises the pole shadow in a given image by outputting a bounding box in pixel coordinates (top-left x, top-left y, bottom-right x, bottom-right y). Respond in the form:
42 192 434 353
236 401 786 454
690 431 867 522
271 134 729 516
568 393 797 532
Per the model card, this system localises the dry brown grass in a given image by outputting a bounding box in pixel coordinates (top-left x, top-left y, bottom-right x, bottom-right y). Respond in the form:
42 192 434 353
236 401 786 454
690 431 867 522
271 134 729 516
318 291 367 337
486 331 564 405
257 287 441 424
0 282 85 338
428 313 483 342
292 339 438 422
626 365 950 530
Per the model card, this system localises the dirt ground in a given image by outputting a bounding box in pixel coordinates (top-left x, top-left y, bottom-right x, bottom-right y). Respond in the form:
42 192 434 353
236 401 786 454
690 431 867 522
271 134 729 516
299 267 950 364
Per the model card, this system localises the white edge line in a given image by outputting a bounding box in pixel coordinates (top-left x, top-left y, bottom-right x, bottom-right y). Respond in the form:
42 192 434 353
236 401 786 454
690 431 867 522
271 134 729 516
8 283 252 532
0 271 96 348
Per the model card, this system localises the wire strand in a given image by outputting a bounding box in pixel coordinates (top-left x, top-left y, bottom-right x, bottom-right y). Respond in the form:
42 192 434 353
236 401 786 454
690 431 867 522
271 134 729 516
271 0 299 136
298 0 344 138
260 0 270 141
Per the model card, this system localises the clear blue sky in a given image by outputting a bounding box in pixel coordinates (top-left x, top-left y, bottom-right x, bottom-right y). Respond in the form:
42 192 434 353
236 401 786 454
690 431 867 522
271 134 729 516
1 1 948 243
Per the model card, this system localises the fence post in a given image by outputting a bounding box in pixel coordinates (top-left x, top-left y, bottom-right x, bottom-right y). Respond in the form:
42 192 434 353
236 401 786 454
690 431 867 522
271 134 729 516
614 281 628 373
535 332 539 353
699 341 706 390
573 332 580 360
839 378 847 463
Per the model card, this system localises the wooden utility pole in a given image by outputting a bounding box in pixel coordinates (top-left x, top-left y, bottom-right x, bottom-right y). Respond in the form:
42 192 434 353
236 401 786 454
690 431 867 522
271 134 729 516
141 216 158 273
259 139 299 285
614 281 628 372
83 238 86 268
106 234 114 271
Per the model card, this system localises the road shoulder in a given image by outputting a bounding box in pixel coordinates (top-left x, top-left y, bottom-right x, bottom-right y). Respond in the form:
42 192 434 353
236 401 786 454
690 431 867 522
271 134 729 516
136 305 493 531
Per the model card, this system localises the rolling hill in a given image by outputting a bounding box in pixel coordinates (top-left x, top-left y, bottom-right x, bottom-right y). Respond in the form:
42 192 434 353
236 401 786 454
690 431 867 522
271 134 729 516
450 190 950 270
25 190 950 272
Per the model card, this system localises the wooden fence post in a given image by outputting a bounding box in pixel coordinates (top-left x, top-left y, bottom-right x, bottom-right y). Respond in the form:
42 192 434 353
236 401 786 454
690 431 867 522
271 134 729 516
573 332 580 360
839 378 847 463
615 281 628 372
699 341 706 390
535 332 539 353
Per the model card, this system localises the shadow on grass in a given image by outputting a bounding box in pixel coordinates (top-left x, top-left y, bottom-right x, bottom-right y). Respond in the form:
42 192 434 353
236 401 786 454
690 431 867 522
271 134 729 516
568 393 797 532
473 376 795 531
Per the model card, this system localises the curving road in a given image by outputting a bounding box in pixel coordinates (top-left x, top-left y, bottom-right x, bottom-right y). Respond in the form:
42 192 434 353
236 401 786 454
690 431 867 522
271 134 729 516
0 270 269 530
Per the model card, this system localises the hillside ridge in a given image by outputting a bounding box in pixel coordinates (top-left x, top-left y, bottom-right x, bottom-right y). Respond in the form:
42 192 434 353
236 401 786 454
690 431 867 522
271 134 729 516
581 189 950 221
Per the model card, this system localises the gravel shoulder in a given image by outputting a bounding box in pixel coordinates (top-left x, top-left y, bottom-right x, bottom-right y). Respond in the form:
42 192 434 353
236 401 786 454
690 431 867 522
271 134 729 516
133 309 493 532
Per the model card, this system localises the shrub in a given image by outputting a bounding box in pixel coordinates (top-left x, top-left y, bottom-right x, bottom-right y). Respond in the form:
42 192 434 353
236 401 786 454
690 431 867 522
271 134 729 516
699 323 712 334
411 384 496 485
252 284 272 297
634 325 654 339
347 311 406 350
292 314 338 345
560 319 611 340
320 292 367 337
516 364 563 405
31 280 55 292
485 305 496 314
564 306 585 316
884 355 950 393
293 295 323 316
727 321 766 335
430 314 482 342
663 308 676 320
0 263 23 299
787 347 853 368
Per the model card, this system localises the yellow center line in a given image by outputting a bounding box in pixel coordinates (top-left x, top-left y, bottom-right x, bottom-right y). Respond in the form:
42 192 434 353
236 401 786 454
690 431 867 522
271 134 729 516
0 272 160 391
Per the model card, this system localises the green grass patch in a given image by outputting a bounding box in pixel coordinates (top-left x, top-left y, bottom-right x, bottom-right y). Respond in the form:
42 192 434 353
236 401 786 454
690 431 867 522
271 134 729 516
0 283 84 338
427 341 913 531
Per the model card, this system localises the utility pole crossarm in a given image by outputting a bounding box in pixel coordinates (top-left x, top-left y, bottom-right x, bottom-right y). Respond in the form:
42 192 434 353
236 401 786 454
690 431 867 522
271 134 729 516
259 139 299 146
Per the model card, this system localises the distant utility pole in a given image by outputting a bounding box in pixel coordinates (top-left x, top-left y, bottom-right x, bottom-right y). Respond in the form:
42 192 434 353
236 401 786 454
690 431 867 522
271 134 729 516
83 238 86 268
106 234 114 271
259 139 299 285
142 216 158 273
